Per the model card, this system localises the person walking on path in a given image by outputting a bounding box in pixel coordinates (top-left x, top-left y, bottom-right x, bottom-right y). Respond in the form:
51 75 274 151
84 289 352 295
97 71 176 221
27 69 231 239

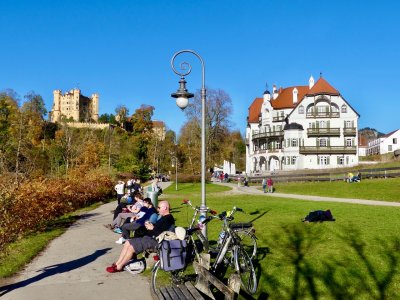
267 177 274 193
262 178 267 193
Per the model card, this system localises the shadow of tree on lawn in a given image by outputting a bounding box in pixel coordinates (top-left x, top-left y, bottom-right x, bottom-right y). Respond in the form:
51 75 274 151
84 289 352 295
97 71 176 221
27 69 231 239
262 224 400 299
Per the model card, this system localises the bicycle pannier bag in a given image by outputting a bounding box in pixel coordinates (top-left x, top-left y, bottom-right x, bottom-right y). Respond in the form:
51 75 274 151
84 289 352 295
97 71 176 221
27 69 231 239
159 239 187 271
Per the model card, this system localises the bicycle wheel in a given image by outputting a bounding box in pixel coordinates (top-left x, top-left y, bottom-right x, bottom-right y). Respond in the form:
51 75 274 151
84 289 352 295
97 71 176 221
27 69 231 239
235 230 257 260
151 262 182 296
234 245 257 295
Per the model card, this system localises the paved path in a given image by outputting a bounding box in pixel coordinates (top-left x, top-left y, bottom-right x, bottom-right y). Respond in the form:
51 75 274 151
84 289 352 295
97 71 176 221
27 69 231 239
0 181 172 300
215 182 400 207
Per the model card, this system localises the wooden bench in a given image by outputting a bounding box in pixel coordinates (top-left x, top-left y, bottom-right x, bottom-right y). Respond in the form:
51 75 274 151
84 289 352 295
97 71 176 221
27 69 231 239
155 281 205 300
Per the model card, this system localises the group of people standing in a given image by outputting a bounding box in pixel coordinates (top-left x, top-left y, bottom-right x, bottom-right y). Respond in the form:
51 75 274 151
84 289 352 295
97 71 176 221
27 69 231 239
262 177 274 193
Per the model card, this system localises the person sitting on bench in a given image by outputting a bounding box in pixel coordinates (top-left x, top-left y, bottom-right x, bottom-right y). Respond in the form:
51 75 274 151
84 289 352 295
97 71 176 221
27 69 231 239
106 200 175 273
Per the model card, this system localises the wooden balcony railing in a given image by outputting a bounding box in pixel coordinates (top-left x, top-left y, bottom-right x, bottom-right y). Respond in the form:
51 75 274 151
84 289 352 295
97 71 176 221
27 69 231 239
306 111 340 118
299 146 357 155
343 127 357 136
272 116 286 122
307 128 340 137
252 130 284 140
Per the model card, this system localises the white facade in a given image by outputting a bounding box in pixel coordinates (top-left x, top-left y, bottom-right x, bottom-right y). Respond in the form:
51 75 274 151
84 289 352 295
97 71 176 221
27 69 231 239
367 129 400 155
245 76 360 173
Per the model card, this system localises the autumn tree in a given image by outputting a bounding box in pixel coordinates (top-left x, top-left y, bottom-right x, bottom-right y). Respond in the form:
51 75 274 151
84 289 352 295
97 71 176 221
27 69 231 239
182 88 233 171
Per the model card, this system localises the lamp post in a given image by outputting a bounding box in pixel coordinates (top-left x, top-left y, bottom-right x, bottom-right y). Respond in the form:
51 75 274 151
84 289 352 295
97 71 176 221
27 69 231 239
171 49 207 238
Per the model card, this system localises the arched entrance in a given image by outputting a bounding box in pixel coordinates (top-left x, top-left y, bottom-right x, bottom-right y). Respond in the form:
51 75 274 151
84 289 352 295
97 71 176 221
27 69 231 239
269 156 280 171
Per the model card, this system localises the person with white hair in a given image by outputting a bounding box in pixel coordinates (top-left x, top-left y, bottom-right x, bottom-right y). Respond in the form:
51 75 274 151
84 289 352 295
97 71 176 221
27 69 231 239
106 200 175 273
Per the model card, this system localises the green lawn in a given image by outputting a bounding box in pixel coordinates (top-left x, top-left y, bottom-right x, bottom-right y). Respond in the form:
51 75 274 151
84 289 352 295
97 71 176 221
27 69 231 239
272 177 400 202
165 185 400 299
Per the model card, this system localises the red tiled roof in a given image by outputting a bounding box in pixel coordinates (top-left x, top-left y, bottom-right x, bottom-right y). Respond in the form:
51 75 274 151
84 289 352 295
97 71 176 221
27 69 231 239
271 85 309 109
307 77 339 96
248 98 263 123
248 77 341 119
383 129 399 138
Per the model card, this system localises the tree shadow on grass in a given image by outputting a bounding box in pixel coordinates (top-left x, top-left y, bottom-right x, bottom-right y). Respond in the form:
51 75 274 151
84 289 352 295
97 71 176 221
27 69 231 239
263 224 400 299
0 247 111 296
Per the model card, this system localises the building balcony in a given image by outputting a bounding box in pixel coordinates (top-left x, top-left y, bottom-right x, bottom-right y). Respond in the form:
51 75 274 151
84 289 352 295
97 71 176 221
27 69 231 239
306 111 340 118
253 148 282 155
343 127 357 136
299 146 357 155
307 128 341 137
272 116 286 122
252 130 284 140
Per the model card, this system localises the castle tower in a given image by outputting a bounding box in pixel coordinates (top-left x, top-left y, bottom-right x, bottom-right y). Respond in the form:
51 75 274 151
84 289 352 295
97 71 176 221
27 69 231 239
51 90 62 122
91 93 99 122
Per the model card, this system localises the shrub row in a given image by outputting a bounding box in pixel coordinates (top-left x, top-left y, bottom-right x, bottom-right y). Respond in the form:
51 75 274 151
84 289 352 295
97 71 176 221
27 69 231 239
0 173 113 251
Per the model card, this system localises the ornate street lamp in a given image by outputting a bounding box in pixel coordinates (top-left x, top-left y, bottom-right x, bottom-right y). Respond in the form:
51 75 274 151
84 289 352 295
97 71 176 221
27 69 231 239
171 50 207 238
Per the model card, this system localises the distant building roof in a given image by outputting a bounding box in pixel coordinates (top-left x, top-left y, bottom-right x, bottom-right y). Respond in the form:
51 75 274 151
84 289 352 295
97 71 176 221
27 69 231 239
248 77 341 122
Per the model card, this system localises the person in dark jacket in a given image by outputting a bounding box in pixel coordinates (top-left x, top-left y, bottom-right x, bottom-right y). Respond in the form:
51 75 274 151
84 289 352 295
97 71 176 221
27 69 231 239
106 200 175 273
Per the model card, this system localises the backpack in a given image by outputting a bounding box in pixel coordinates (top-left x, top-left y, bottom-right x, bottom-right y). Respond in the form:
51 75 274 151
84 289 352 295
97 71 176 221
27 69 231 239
303 210 335 222
159 239 187 271
124 258 146 275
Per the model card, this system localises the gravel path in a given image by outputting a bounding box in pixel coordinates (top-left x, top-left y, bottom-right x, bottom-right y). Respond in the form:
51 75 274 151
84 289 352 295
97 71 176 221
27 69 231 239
214 182 400 207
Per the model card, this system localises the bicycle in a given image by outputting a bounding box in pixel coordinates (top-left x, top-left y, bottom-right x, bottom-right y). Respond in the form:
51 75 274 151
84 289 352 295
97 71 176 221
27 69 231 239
216 206 257 260
210 210 258 295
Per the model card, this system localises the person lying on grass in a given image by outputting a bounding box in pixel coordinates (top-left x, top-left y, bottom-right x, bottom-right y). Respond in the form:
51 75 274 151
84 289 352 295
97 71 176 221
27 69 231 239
106 200 175 273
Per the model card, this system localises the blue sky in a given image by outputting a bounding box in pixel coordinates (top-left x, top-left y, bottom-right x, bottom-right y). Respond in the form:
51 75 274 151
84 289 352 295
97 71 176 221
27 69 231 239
1 0 399 135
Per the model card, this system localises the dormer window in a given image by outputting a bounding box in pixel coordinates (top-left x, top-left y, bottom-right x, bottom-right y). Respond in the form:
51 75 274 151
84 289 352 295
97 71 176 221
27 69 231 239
341 104 347 113
298 105 304 114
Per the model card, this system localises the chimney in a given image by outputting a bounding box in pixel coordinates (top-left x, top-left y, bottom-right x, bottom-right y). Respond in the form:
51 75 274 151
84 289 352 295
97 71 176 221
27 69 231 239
292 87 298 104
273 85 278 99
309 75 315 89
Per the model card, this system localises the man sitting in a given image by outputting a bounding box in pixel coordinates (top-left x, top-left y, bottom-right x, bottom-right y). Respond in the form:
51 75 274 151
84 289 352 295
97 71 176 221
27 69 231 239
106 200 175 273
115 197 157 244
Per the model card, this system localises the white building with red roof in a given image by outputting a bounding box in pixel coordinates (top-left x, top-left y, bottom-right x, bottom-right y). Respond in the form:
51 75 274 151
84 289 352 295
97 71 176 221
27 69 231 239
367 129 400 155
245 75 360 173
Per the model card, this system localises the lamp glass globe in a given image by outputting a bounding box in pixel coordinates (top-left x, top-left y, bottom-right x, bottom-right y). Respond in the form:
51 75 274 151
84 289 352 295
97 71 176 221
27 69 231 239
176 97 189 109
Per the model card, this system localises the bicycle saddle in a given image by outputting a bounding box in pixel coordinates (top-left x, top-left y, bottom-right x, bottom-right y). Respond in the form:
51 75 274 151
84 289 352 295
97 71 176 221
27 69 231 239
229 222 253 229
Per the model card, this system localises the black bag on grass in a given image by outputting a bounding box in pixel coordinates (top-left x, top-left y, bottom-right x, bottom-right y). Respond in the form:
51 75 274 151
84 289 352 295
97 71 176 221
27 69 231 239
303 209 335 222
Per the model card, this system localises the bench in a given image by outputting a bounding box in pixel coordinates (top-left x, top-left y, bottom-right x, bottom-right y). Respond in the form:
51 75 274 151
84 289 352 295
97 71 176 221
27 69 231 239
155 281 205 300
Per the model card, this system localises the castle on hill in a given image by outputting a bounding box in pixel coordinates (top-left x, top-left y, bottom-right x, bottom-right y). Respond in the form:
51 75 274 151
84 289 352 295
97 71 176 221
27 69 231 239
50 89 99 123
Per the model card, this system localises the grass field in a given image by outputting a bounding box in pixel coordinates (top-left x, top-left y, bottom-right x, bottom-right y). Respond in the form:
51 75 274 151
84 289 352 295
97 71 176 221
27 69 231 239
271 177 400 202
164 183 400 299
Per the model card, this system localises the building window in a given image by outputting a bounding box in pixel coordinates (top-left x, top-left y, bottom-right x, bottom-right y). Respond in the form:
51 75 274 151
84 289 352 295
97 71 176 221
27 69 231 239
291 139 298 147
388 145 392 151
346 138 352 147
291 156 297 165
345 120 352 128
394 138 398 144
319 138 327 147
319 156 329 165
276 141 281 149
338 157 345 165
341 105 347 113
299 105 304 114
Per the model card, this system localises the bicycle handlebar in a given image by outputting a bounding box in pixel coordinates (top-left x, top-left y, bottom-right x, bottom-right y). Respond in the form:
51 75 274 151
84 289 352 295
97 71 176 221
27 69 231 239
181 199 217 215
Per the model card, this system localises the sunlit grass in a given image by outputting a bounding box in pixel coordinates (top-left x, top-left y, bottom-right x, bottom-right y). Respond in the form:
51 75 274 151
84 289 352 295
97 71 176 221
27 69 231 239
164 187 400 299
273 177 400 201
